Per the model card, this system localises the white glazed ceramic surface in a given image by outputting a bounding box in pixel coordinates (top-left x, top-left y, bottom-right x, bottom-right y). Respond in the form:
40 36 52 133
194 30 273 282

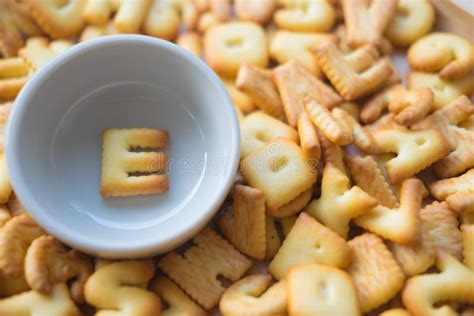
6 35 239 258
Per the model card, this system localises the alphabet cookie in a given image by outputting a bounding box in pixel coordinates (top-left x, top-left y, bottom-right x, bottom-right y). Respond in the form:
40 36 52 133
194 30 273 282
313 41 394 100
158 227 252 309
408 33 474 80
269 212 352 280
84 260 161 315
342 0 398 47
274 0 336 33
100 128 169 197
385 0 435 47
241 138 317 213
218 185 267 259
204 22 269 77
287 264 359 316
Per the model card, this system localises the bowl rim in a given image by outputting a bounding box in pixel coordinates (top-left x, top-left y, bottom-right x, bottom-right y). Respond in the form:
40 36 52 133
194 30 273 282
5 34 240 257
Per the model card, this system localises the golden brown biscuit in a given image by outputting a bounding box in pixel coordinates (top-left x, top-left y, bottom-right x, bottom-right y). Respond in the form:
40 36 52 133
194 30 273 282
0 0 43 57
0 214 45 277
297 112 321 162
371 127 450 184
150 276 207 316
305 163 378 239
388 87 433 126
305 98 353 146
205 22 269 77
19 37 73 72
274 0 336 32
158 227 252 310
270 30 336 77
385 0 435 47
346 155 398 208
177 32 202 57
408 71 474 110
413 96 474 178
236 64 286 120
268 212 352 280
347 233 405 313
402 252 474 316
235 0 276 25
389 220 435 276
143 0 180 40
420 201 463 260
84 260 161 315
0 283 81 316
240 111 298 158
218 185 266 260
29 0 85 38
273 60 342 127
342 0 398 47
241 138 317 213
220 274 287 316
100 128 169 197
221 76 256 114
354 178 427 244
313 41 394 101
287 264 359 316
24 235 93 304
408 33 474 80
0 57 30 101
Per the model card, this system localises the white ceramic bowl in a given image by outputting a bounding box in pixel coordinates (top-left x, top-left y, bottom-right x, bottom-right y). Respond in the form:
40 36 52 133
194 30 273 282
6 35 239 258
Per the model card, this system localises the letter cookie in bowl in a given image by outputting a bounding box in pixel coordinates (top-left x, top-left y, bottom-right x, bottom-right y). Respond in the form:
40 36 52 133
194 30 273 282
100 128 169 197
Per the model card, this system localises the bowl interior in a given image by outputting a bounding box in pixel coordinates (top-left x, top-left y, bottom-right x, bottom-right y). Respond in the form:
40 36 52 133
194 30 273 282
7 35 238 257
